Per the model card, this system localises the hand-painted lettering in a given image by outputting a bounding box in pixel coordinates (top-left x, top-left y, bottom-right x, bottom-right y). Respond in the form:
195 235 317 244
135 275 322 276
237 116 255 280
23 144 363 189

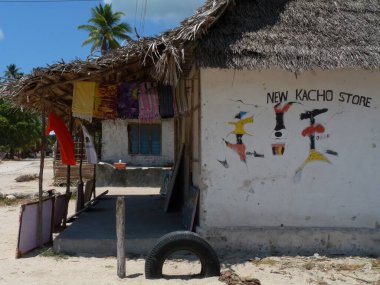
267 91 288 104
339 92 372 108
267 90 371 107
295 89 334 102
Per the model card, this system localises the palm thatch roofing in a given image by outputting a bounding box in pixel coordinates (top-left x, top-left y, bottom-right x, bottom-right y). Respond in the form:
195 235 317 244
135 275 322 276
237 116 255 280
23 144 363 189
197 0 380 71
2 0 379 116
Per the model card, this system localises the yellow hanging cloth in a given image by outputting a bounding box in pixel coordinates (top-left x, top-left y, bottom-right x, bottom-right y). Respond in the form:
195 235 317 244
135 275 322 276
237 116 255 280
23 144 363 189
72 81 98 122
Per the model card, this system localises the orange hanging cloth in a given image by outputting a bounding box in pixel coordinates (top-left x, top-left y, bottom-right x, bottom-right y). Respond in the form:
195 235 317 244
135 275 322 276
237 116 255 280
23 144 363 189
46 112 76 165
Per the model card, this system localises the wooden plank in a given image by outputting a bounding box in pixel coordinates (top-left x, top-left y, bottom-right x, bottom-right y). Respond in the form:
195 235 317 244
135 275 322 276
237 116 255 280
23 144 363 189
66 190 109 222
164 144 184 212
53 192 71 232
54 162 94 185
182 186 199 231
84 179 94 204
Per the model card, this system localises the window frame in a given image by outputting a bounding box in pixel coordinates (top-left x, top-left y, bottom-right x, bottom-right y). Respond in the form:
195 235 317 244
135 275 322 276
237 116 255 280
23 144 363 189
128 122 162 156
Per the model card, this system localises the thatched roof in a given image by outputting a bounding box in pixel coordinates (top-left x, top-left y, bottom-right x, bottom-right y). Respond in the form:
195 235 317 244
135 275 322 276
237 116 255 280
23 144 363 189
2 0 379 115
196 0 380 71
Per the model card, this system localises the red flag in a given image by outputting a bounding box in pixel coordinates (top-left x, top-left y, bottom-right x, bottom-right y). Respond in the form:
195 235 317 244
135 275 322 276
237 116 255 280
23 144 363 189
46 112 76 165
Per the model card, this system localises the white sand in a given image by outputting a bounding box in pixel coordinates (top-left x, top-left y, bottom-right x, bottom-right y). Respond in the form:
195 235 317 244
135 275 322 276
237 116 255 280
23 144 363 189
0 159 379 285
0 158 61 196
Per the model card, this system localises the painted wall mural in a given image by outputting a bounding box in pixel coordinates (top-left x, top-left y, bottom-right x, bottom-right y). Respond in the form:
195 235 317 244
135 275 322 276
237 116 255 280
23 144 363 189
294 108 337 182
217 101 265 168
225 113 253 163
217 88 373 183
271 102 297 156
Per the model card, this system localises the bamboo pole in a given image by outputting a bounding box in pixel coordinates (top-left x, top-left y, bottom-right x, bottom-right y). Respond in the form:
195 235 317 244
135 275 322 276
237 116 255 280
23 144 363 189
116 196 126 278
37 108 46 247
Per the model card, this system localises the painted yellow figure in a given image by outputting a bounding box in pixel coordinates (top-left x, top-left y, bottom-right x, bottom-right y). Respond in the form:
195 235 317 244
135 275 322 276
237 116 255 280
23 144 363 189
228 116 253 135
296 149 331 174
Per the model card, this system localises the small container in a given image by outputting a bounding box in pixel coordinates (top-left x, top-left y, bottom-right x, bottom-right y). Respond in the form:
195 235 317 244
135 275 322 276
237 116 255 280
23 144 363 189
114 161 126 170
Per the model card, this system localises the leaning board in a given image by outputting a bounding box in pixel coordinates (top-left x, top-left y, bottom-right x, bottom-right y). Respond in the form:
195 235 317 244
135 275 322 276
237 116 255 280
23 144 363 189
164 144 184 212
182 186 200 231
16 197 54 258
53 193 71 232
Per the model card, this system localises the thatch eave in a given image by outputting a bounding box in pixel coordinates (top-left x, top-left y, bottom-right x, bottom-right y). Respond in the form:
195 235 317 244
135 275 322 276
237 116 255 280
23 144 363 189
5 0 380 115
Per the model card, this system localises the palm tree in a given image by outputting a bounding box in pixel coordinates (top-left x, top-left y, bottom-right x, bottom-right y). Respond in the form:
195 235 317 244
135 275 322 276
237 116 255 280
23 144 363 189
78 3 132 55
5 64 23 80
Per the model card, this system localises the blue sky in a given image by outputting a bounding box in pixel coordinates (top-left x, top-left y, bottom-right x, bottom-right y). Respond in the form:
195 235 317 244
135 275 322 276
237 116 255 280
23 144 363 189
0 0 204 76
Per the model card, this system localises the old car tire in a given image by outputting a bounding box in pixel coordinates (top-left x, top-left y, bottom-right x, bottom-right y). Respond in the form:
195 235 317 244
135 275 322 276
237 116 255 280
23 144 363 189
145 231 220 279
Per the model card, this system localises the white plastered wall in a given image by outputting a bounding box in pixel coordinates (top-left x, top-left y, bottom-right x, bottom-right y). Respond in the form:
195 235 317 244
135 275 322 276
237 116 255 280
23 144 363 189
199 68 380 230
101 119 174 166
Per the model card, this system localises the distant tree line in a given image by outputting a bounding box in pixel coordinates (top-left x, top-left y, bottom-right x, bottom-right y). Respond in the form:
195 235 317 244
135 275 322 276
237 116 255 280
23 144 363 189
0 4 131 159
0 64 42 159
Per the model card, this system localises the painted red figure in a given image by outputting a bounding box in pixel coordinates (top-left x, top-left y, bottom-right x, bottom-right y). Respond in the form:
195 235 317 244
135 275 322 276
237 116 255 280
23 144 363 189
225 141 246 162
46 112 76 165
301 124 325 137
274 102 294 114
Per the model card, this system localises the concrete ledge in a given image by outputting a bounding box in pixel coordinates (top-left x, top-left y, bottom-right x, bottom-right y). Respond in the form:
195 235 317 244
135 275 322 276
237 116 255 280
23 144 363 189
96 163 170 187
54 238 116 256
197 226 380 257
53 237 160 256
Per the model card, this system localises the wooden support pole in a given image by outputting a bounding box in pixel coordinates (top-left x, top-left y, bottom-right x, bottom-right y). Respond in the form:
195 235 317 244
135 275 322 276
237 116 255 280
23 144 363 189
66 111 73 194
63 111 73 228
79 127 84 184
92 163 97 199
76 128 84 212
116 196 126 278
37 108 46 247
92 130 99 199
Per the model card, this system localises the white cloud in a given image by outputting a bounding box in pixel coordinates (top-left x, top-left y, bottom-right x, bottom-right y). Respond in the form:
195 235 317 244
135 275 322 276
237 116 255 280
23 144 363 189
0 29 4 41
103 0 205 26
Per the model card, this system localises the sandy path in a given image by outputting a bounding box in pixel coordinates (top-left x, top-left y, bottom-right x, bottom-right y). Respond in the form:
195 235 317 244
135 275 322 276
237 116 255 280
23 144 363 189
0 160 379 284
0 203 378 285
0 158 59 196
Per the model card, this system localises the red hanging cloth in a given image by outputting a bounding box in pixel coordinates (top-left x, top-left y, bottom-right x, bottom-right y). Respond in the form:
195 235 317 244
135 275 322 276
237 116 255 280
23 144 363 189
46 112 76 165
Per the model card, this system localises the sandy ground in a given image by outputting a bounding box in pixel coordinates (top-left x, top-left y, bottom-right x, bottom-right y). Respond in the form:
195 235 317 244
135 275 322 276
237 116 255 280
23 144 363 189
0 159 379 285
0 158 64 196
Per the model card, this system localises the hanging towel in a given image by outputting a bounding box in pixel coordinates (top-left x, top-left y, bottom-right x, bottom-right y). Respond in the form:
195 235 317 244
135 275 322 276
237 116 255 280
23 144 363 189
82 125 98 164
46 112 76 165
117 81 139 119
138 82 160 123
93 84 118 120
72 81 97 122
158 83 174 118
